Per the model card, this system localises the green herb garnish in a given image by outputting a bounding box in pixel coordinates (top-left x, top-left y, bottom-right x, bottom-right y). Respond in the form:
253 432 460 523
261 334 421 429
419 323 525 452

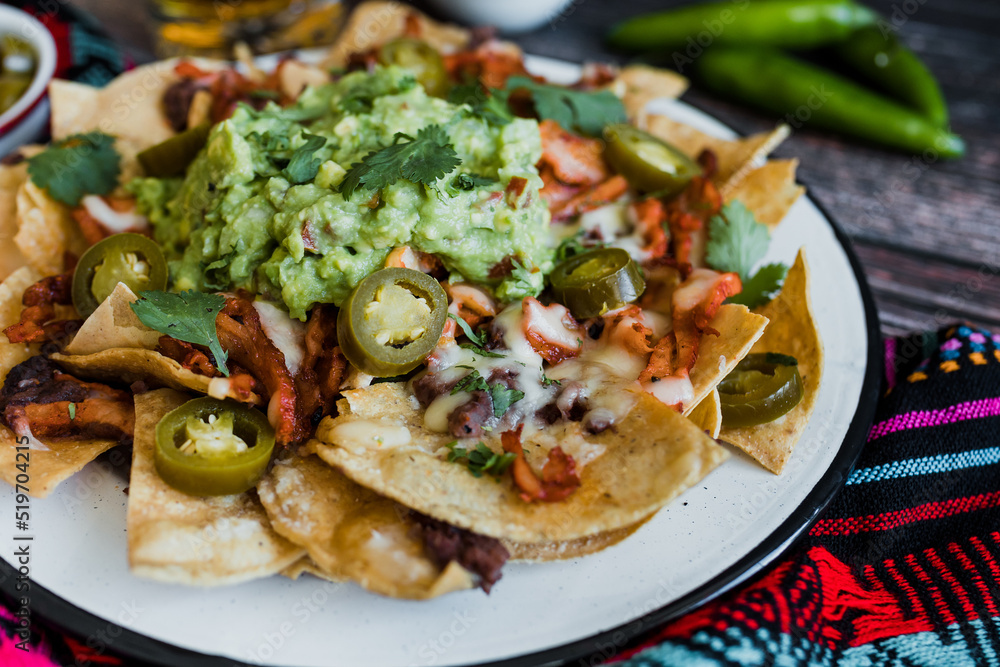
26 132 120 206
489 384 524 418
445 441 517 479
339 124 461 199
705 201 788 309
68 403 76 420
451 369 489 395
284 133 327 184
505 76 626 137
130 290 229 377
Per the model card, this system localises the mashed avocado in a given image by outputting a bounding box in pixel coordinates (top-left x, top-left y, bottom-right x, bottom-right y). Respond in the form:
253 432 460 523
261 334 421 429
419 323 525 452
132 67 552 319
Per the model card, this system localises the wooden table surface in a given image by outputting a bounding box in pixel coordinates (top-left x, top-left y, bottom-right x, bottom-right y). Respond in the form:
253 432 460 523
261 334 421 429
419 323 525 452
75 0 1000 337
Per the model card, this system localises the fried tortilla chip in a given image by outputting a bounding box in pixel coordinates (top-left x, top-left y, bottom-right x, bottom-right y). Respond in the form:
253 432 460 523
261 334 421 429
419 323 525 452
63 283 162 355
685 304 769 415
0 427 118 498
14 180 86 277
0 266 44 382
127 389 304 585
280 556 340 582
504 517 649 562
687 388 722 439
258 452 476 599
54 283 261 404
322 1 471 69
0 155 37 279
719 250 823 474
642 114 789 194
312 384 728 544
611 65 689 122
49 59 227 184
725 159 804 230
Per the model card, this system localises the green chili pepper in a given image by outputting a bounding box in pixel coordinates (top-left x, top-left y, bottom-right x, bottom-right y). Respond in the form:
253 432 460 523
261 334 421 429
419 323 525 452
137 123 211 177
155 397 275 497
694 46 964 158
603 123 701 196
378 38 450 98
831 26 949 128
607 0 878 53
719 352 803 427
71 233 169 317
550 248 646 319
337 267 449 377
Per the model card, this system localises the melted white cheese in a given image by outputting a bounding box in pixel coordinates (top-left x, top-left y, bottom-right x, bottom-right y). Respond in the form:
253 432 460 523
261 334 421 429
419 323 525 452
329 421 411 454
253 301 306 374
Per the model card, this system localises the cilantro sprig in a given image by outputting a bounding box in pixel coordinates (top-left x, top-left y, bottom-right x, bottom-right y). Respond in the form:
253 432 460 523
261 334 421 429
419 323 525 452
449 314 503 358
450 366 525 418
504 76 626 137
339 124 461 199
705 201 788 309
26 132 120 206
448 83 513 126
130 290 230 377
446 441 517 479
284 133 327 184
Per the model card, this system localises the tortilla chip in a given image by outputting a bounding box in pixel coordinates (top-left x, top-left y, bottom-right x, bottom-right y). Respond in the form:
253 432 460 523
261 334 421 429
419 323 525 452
725 159 804 230
52 349 262 405
323 1 471 69
504 517 649 562
0 266 43 330
49 59 228 184
685 304 769 415
688 388 722 439
311 384 727 544
258 452 476 599
14 180 86 276
719 250 823 474
0 426 118 498
127 389 304 585
0 157 37 280
63 283 163 355
611 65 688 122
280 556 340 582
643 114 789 194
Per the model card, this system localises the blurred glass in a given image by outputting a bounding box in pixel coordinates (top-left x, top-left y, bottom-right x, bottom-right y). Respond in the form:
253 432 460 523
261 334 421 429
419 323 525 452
149 0 344 57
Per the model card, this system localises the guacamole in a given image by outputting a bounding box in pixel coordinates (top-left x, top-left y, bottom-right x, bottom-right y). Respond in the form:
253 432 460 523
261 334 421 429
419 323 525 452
132 67 552 320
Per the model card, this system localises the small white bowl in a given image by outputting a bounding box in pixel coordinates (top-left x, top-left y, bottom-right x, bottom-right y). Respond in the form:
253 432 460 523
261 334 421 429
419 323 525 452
0 4 57 156
427 0 577 34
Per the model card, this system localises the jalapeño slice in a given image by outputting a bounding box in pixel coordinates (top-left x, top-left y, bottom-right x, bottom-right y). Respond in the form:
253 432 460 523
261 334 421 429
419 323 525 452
719 352 804 428
155 397 275 497
137 123 211 177
603 123 701 197
377 38 450 98
550 248 645 319
71 233 168 317
337 267 448 377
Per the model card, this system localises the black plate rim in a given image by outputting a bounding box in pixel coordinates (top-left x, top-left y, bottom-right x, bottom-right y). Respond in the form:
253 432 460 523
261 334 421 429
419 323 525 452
0 113 883 667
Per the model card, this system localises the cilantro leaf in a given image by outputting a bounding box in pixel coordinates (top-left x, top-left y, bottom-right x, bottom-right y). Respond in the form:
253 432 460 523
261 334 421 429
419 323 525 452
727 262 788 309
489 384 524 418
68 403 76 420
339 124 461 199
130 290 230 377
26 132 120 206
505 76 626 137
555 231 604 262
541 373 561 387
705 201 771 280
445 441 516 479
451 369 489 395
459 343 505 358
449 313 489 350
284 133 327 184
448 83 512 126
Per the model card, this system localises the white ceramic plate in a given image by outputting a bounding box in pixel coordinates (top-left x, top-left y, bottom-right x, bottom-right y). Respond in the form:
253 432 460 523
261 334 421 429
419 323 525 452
0 56 881 667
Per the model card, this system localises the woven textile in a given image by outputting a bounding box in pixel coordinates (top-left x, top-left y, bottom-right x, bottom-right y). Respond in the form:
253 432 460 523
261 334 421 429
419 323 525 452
613 324 1000 666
